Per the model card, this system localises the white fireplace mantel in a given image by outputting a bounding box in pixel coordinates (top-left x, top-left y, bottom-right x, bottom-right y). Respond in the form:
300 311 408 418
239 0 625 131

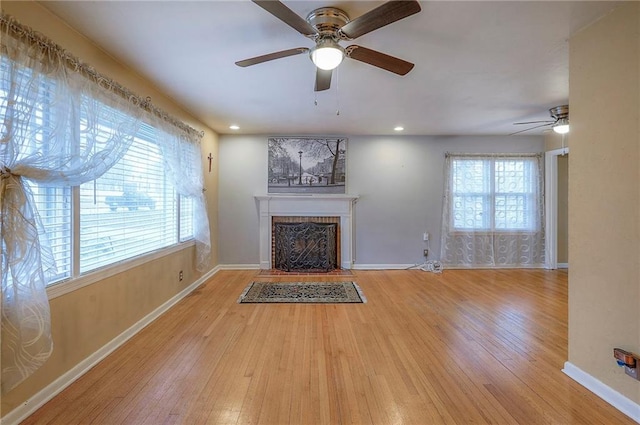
255 194 359 270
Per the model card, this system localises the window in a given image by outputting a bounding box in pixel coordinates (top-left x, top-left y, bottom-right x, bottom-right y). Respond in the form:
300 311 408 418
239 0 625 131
441 153 545 267
179 195 195 242
28 183 72 281
42 128 194 283
451 157 539 232
0 66 196 284
79 124 185 274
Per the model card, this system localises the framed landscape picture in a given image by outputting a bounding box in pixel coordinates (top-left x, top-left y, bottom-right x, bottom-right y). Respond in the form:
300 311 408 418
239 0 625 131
268 137 347 194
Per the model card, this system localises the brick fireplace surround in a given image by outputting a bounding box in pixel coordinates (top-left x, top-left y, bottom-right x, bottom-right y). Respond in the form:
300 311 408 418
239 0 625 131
255 194 359 270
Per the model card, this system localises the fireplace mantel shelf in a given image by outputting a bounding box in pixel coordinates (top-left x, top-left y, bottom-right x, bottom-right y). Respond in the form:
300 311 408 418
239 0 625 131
255 194 358 270
255 194 359 202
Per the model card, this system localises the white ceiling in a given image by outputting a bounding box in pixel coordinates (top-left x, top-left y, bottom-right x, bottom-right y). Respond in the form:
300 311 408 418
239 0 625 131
39 1 620 136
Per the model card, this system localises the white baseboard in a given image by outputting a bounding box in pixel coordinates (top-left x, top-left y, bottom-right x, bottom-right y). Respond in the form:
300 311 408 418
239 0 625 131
352 263 417 270
1 266 221 425
562 361 640 423
221 263 418 271
216 263 551 271
443 264 546 269
558 263 569 269
217 263 260 270
221 263 423 271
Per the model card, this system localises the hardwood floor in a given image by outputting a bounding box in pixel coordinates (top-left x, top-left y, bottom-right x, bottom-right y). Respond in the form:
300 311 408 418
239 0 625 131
22 269 635 424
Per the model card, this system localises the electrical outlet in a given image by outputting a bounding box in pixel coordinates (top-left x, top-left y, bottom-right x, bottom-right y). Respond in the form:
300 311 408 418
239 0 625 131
179 270 183 281
423 249 429 257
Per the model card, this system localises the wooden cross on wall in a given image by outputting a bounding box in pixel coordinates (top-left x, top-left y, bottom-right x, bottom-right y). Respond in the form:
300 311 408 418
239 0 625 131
207 153 213 173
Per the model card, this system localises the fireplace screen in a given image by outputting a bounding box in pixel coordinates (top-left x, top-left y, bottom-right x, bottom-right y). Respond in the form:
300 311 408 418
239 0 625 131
274 222 337 272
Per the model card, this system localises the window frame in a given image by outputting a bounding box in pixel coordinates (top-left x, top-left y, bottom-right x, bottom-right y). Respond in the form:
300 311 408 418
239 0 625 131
449 156 540 233
45 152 196 299
76 127 185 275
1 31 205 303
16 91 198 300
48 237 194 300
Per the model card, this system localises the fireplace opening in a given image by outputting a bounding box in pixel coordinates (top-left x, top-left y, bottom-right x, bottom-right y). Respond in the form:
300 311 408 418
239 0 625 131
272 217 340 272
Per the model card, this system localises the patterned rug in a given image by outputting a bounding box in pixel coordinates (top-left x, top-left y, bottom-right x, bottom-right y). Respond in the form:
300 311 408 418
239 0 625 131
238 281 366 304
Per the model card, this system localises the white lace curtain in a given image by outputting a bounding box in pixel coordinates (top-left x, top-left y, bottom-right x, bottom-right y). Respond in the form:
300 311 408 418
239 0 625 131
152 119 211 270
440 153 545 268
0 13 210 393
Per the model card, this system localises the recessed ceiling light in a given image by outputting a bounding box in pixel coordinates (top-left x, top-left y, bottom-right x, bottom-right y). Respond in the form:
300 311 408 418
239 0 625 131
394 126 404 132
229 125 240 130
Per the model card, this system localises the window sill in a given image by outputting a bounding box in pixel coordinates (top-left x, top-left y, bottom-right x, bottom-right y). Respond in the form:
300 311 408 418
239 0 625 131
46 240 195 300
449 230 540 235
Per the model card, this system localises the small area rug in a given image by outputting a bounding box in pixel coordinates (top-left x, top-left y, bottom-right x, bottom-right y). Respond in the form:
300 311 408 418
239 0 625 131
238 281 366 304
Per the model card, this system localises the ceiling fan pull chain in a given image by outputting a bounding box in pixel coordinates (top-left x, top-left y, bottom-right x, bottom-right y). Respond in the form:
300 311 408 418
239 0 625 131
314 83 318 106
335 67 340 116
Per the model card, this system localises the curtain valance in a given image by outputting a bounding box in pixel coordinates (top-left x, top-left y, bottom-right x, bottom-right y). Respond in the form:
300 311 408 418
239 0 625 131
0 13 203 141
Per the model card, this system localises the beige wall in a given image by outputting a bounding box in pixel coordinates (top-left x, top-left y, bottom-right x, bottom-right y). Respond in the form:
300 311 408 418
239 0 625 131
569 1 640 404
545 131 569 152
1 1 219 417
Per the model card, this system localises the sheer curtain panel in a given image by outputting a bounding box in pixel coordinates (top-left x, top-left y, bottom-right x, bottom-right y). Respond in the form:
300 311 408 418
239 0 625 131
440 153 545 268
151 116 211 270
0 13 210 393
0 14 143 393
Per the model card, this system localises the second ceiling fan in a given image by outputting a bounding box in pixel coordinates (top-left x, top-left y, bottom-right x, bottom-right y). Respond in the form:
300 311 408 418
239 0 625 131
511 105 570 135
236 0 422 91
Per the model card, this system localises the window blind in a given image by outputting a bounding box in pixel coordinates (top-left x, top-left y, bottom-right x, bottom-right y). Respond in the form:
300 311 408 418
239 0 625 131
1 45 198 286
79 135 177 273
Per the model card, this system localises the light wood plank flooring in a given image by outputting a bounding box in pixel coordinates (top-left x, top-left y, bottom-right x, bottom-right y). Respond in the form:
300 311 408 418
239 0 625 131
22 269 636 424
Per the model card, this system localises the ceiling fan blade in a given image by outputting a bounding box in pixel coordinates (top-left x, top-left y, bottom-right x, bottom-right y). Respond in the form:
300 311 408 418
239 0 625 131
252 0 318 37
339 1 421 40
509 122 553 136
235 47 309 67
346 45 414 75
315 68 332 92
513 120 556 125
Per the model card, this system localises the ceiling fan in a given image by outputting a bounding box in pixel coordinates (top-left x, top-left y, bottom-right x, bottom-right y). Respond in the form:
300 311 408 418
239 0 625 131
235 0 421 91
511 105 570 135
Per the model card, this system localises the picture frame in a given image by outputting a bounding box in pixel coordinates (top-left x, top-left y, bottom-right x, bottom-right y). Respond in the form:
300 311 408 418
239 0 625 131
267 137 347 194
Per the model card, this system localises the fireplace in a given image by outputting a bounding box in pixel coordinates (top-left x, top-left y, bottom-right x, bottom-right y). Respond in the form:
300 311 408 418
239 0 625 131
255 194 359 270
273 217 339 272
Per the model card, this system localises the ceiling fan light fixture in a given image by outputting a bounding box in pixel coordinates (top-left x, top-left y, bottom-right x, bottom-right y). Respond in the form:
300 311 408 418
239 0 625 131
310 39 344 70
553 117 570 134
